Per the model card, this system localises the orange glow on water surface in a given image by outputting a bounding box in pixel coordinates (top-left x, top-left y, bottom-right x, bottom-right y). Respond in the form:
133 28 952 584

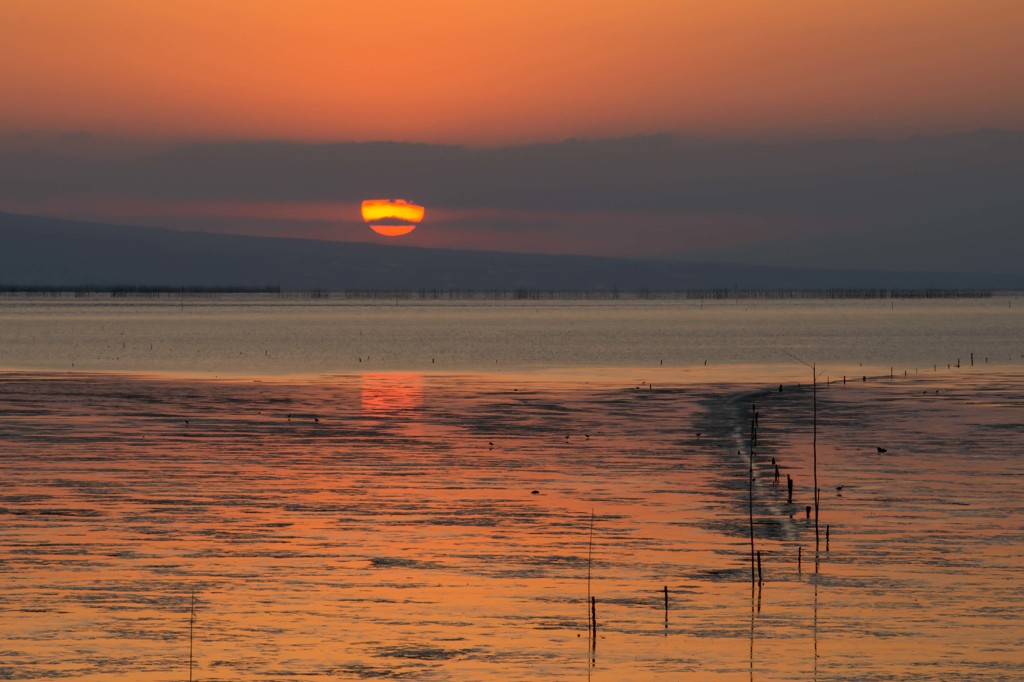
3 370 1024 678
360 374 424 416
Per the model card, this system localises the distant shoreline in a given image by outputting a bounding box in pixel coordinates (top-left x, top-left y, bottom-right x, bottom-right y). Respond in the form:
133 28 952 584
0 285 1010 300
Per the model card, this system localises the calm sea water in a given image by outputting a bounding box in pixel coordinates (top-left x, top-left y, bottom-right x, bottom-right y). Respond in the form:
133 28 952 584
1 296 1023 680
0 294 1021 375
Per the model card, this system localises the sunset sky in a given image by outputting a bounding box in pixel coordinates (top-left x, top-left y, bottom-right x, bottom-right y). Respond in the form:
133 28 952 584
2 1 1022 270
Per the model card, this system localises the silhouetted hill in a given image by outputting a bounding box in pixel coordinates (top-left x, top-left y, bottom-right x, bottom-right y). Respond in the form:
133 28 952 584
2 212 1021 291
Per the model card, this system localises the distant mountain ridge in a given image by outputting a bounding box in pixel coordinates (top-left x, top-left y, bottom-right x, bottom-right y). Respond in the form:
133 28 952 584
2 212 1022 291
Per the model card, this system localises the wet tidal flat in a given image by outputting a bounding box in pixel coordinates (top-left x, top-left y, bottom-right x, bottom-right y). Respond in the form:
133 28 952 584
1 369 1023 680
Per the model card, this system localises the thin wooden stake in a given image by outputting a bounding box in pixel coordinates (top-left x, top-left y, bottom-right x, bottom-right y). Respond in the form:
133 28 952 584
188 589 195 682
813 363 820 571
783 351 822 573
748 404 756 587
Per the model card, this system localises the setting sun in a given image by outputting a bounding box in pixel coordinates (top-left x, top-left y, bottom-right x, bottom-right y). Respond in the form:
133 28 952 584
360 199 425 237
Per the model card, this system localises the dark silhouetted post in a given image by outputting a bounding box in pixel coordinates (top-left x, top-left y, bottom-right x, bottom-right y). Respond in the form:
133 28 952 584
663 585 669 631
798 546 802 574
787 475 793 504
591 596 597 647
756 550 763 586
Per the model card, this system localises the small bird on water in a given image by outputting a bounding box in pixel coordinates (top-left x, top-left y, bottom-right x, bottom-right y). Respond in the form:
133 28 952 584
876 446 888 453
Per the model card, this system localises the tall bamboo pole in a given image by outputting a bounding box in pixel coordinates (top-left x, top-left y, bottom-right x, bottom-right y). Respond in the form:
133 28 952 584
749 404 756 587
813 363 820 570
189 589 195 682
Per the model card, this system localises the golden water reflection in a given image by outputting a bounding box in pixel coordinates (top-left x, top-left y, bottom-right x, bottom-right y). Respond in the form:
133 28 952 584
360 372 424 416
1 370 1022 680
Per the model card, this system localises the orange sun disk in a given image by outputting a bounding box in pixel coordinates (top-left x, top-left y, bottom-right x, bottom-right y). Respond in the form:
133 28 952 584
361 199 425 236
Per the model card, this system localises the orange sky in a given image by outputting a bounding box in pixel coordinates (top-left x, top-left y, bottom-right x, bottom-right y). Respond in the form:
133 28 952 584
3 0 1022 143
